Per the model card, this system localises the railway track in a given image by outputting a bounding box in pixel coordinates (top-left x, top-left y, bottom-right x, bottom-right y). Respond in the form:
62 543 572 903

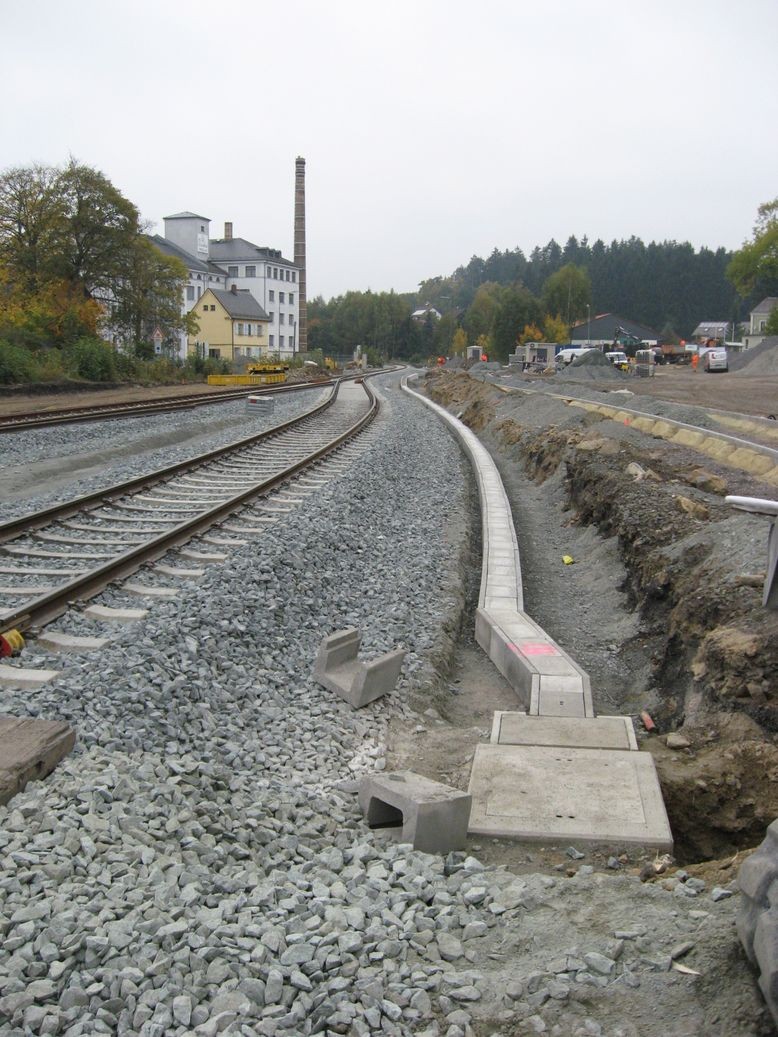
0 378 377 638
0 379 330 432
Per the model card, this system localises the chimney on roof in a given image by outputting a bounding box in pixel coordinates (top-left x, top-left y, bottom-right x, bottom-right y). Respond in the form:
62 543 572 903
225 222 233 241
294 157 307 354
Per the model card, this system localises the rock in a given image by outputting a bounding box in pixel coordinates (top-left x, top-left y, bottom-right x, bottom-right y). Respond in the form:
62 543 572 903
666 732 691 749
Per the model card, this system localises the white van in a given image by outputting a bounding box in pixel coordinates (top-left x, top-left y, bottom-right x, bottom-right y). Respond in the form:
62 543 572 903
703 348 728 373
555 347 596 367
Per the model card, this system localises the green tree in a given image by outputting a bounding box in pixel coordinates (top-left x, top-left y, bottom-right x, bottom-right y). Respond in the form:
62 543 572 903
727 197 778 299
541 264 591 325
112 237 196 354
51 158 140 300
0 164 63 288
764 305 778 336
490 286 542 361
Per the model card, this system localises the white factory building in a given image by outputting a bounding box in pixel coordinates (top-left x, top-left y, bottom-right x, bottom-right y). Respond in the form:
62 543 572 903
151 212 301 361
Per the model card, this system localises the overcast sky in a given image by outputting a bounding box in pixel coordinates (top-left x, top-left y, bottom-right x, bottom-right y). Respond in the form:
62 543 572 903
4 0 777 301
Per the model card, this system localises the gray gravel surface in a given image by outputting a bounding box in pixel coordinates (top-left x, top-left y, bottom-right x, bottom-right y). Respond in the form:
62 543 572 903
0 371 771 1036
0 388 329 518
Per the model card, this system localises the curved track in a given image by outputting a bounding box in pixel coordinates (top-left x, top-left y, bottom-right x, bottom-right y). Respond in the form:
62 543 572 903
0 379 377 634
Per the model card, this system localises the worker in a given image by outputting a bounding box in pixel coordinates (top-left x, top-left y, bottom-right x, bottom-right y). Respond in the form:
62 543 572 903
691 351 699 373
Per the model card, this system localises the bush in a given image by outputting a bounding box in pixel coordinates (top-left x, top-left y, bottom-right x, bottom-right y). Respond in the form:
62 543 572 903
0 340 36 384
63 337 117 382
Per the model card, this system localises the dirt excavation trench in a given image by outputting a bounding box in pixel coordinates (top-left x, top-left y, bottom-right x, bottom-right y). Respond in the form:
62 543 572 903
401 371 778 869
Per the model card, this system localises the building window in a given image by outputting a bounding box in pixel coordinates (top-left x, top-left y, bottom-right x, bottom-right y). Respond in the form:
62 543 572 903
246 324 252 336
211 304 216 311
228 266 238 277
197 287 202 299
289 293 294 304
208 348 220 358
279 292 285 304
186 286 194 301
274 267 279 278
280 335 284 348
237 323 244 336
196 274 201 280
279 313 284 325
269 290 274 302
286 270 290 281
292 272 296 282
245 265 256 277
269 335 274 348
269 312 274 322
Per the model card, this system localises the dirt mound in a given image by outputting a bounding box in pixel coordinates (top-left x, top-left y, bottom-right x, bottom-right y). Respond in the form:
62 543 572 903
555 350 626 381
730 337 778 375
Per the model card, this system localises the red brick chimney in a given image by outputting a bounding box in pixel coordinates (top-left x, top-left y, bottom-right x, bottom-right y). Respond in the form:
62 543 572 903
225 222 233 241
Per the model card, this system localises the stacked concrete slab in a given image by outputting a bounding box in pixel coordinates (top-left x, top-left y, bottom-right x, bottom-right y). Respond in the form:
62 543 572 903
403 376 672 851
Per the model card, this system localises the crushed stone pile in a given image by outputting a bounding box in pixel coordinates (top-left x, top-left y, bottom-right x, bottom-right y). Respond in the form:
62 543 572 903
730 337 778 375
555 350 625 381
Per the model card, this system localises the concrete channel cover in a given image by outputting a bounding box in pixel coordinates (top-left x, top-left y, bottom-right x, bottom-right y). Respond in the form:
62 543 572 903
492 712 638 750
0 715 76 804
468 743 673 849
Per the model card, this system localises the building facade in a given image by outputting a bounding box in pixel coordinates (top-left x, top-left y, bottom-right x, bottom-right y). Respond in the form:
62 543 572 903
187 287 270 362
743 298 778 350
156 213 300 362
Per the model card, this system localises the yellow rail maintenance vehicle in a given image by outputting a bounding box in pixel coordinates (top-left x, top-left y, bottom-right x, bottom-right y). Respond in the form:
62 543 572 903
207 362 289 387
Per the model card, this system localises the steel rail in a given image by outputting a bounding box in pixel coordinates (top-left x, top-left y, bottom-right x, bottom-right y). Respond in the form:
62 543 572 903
0 381 378 635
0 379 329 432
0 384 341 542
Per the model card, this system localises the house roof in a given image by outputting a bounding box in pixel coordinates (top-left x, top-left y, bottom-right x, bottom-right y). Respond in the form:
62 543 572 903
209 288 269 320
148 234 224 276
692 321 729 336
569 313 661 341
209 237 295 267
164 211 210 221
752 297 778 314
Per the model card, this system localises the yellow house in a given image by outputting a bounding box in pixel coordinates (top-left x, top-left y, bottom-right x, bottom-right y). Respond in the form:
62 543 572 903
188 287 270 363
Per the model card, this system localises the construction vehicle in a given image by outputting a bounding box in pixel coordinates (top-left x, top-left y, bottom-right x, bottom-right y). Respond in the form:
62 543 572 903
207 362 289 387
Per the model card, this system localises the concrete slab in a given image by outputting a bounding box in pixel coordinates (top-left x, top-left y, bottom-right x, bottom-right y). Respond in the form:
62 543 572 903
491 712 638 751
36 631 109 653
83 604 148 624
468 743 672 850
154 565 205 579
0 665 60 687
0 715 76 804
177 550 228 564
122 583 179 599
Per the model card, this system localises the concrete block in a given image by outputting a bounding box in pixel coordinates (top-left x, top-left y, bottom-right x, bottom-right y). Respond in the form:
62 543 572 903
0 715 75 804
491 712 638 751
314 628 405 708
468 743 673 850
359 770 471 854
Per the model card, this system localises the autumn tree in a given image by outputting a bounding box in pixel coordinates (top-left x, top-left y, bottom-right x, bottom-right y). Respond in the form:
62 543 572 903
518 323 544 346
451 328 468 356
543 314 569 344
0 159 189 352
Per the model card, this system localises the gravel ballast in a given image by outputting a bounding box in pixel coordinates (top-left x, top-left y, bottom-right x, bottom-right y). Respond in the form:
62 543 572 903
0 372 771 1036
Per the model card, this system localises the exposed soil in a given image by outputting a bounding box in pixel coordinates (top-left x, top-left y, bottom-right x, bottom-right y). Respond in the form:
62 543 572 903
394 369 778 873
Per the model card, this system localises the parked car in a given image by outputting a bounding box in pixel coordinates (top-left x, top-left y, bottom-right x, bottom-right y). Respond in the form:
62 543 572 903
703 348 728 373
